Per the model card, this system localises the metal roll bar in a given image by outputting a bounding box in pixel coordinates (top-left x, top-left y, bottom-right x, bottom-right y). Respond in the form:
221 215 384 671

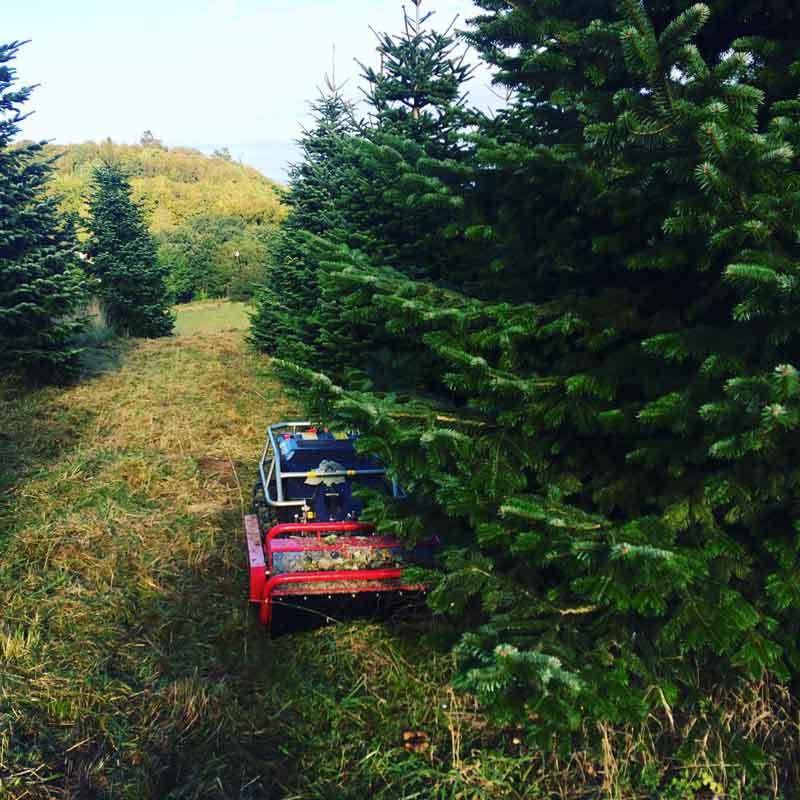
258 421 388 509
266 521 375 542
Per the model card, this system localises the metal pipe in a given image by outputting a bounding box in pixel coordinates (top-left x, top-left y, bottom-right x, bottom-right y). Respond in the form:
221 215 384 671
267 424 285 501
280 469 386 479
260 421 312 508
266 521 375 543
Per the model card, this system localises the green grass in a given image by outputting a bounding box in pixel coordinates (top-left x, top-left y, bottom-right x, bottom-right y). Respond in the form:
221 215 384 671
173 300 251 336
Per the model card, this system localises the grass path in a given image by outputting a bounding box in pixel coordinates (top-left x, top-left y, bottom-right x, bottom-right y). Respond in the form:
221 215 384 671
0 311 540 800
172 302 251 336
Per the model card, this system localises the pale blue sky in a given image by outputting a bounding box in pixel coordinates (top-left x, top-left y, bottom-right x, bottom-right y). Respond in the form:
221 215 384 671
7 0 499 182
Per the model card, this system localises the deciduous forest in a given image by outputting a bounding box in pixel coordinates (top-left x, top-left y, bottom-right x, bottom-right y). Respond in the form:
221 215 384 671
3 0 800 797
48 139 285 302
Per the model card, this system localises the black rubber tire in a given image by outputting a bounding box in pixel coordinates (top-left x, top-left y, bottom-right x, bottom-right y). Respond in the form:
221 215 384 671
252 480 275 532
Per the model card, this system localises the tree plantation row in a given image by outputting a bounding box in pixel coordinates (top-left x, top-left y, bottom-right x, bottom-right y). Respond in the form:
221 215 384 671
1 44 285 380
3 0 800 793
249 0 800 788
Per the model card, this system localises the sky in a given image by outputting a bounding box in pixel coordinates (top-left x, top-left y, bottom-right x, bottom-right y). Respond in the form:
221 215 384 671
7 0 500 182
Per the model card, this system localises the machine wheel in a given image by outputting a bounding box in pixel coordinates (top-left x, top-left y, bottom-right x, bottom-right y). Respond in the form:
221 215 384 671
252 480 275 532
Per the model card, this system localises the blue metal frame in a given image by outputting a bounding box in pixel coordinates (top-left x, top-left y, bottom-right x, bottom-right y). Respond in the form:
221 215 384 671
258 422 394 516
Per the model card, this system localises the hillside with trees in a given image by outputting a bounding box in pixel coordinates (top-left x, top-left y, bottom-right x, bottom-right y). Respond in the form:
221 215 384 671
47 138 286 301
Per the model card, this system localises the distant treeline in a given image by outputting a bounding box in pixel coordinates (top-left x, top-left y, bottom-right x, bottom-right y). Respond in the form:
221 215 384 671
46 139 286 301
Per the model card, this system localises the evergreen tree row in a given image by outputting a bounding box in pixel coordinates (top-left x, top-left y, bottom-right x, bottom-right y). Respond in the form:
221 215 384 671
0 41 173 382
0 41 86 379
252 0 800 749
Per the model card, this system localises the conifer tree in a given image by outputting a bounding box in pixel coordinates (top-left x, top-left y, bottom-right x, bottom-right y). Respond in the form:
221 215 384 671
307 4 477 391
0 41 86 380
342 2 474 276
279 0 800 741
86 162 173 337
249 73 357 361
251 4 476 381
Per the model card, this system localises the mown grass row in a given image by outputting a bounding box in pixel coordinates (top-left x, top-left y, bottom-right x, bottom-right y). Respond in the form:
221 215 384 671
0 323 554 799
0 307 795 799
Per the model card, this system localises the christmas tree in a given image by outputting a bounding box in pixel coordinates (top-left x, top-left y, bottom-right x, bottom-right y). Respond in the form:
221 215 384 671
304 3 478 392
251 3 475 375
339 2 474 279
277 0 800 741
248 72 357 361
0 41 86 380
86 161 173 337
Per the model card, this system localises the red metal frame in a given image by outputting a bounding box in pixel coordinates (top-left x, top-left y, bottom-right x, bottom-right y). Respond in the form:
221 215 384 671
246 515 421 629
266 521 377 540
258 568 407 626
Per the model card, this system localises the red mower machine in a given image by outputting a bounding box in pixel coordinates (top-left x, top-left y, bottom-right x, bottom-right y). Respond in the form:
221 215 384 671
245 421 433 631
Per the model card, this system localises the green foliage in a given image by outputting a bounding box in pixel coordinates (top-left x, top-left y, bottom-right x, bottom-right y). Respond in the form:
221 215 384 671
45 139 285 302
86 162 173 337
159 214 270 302
307 12 482 389
252 5 478 395
272 0 800 751
249 75 358 358
0 41 87 380
359 8 475 158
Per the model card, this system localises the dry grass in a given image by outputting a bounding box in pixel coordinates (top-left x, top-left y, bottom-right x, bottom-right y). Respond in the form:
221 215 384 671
0 327 548 800
0 317 796 799
0 331 298 797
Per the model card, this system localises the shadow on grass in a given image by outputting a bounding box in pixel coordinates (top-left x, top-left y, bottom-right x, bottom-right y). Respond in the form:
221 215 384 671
80 504 453 800
0 378 93 544
41 508 298 799
76 329 133 378
126 507 328 798
0 333 128 498
0 334 132 548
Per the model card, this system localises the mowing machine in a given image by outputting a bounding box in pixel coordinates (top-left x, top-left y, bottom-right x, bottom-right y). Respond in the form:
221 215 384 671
245 421 433 630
